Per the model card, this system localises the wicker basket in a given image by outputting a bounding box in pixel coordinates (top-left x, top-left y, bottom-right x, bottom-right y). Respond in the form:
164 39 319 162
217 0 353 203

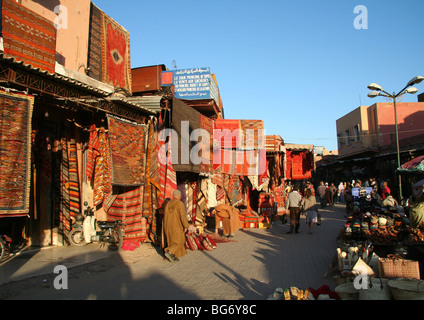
378 255 420 280
335 282 359 300
359 277 392 300
388 278 424 300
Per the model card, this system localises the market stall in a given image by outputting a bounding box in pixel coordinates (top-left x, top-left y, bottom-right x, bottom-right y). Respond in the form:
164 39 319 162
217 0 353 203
329 189 424 300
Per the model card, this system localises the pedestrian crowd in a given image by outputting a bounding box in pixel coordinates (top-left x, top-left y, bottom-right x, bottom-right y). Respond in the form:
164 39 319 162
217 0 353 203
283 177 401 236
162 177 424 262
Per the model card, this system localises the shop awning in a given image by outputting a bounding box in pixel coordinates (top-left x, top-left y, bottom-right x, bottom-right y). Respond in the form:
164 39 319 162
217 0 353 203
397 155 424 173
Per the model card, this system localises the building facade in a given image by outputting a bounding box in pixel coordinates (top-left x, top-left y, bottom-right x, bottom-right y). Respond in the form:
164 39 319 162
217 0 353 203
337 102 424 160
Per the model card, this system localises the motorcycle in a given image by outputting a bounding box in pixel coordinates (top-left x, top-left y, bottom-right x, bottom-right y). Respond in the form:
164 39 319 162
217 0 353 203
0 234 12 262
68 202 124 250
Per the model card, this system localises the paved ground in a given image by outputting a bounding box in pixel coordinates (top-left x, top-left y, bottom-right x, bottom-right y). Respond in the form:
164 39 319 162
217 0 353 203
0 203 347 300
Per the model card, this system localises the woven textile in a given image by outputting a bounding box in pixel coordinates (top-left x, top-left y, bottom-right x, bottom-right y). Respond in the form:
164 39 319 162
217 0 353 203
214 119 241 149
2 0 56 73
199 114 214 174
102 13 132 92
240 120 264 149
68 139 81 219
195 179 208 227
0 90 34 216
216 186 225 203
87 3 132 92
157 128 177 206
142 119 159 219
87 3 103 81
213 119 265 177
107 186 147 242
227 176 243 205
185 182 192 220
216 149 264 176
59 137 82 233
214 119 264 150
60 138 71 232
107 115 147 187
287 150 313 180
86 124 99 181
93 128 112 207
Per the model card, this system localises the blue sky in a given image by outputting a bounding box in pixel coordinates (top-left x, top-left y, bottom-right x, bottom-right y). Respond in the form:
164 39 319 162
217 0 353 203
94 0 424 151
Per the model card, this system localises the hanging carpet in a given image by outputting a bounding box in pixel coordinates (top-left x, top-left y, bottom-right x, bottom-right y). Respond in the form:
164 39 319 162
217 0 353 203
107 115 147 187
2 0 56 73
59 138 81 233
107 186 147 242
157 127 177 206
87 3 132 92
0 90 34 217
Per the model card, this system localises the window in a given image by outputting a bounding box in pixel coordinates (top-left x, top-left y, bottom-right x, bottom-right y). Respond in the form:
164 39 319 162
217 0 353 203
353 125 360 142
337 134 343 149
345 129 350 145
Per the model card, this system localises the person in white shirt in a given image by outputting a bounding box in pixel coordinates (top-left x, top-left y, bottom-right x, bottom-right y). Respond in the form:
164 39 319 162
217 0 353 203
338 182 345 203
285 184 303 234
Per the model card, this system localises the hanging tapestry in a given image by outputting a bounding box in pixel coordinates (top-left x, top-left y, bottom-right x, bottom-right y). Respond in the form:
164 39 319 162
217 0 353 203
285 150 292 180
0 90 34 216
60 138 71 232
186 182 193 221
195 179 208 227
87 3 103 81
68 139 81 219
59 137 82 233
142 119 159 219
157 127 177 206
288 150 313 180
86 124 100 182
102 13 132 92
87 3 132 92
199 114 214 174
1 0 56 73
211 165 224 187
240 120 264 150
213 119 264 150
107 115 147 187
216 185 225 204
146 119 160 188
217 149 265 176
213 119 241 149
93 127 112 207
107 186 147 242
191 182 197 223
227 176 243 205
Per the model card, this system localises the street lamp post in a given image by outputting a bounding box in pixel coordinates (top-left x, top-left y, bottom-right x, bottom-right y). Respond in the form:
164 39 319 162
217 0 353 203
367 76 424 202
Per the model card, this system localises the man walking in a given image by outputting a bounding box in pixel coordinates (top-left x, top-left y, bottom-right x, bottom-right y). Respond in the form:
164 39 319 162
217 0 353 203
285 184 303 234
317 181 327 209
163 189 189 262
